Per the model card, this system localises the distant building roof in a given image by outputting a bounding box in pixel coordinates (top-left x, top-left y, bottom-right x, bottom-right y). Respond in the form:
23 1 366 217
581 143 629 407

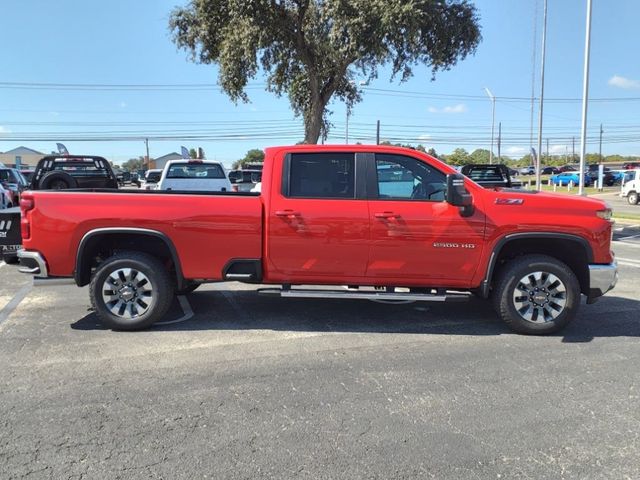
154 152 183 163
3 146 44 155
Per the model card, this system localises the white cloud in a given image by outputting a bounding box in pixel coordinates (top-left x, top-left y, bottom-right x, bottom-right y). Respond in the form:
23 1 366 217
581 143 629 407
0 126 10 134
549 144 569 155
417 134 431 141
608 75 640 89
506 146 527 156
428 103 467 114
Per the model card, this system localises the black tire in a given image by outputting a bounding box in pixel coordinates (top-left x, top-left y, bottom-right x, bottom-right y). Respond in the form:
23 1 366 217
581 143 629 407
89 251 174 330
176 282 200 295
38 171 78 190
628 192 639 205
492 254 581 335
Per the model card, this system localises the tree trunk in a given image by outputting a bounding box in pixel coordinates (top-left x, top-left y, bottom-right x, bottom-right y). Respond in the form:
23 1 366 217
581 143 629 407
303 97 324 144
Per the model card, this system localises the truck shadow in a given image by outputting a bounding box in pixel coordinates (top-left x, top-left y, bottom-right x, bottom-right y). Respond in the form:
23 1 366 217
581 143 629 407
70 289 640 342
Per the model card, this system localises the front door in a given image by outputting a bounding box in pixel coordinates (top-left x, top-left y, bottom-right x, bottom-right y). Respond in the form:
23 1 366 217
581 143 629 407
267 152 370 281
366 153 485 287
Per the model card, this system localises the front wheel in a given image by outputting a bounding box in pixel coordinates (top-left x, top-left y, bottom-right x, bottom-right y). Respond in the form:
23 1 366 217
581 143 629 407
492 255 580 335
628 192 639 205
89 251 174 330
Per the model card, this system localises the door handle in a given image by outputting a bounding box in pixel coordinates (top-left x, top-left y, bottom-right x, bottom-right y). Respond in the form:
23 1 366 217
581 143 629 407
275 210 300 219
374 211 398 219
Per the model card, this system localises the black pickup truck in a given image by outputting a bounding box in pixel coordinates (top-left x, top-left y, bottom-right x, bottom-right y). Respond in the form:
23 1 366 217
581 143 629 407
460 164 522 189
29 155 119 190
1 155 119 263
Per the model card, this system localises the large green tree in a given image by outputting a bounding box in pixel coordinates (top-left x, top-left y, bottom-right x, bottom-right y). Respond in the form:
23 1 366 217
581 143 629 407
169 0 481 143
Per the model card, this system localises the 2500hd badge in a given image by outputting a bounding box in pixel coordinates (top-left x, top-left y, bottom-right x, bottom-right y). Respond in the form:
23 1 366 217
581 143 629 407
433 242 477 249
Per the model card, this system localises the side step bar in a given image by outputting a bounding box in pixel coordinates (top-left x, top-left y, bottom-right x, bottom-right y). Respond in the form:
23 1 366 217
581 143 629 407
257 287 471 302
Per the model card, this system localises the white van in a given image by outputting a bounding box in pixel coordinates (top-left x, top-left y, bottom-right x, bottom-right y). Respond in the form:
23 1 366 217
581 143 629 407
157 160 232 192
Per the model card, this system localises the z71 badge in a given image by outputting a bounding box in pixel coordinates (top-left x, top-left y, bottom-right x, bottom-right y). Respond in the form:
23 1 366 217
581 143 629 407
433 242 476 249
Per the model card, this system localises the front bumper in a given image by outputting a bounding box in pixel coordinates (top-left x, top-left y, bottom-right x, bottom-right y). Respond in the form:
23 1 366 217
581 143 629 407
587 261 618 303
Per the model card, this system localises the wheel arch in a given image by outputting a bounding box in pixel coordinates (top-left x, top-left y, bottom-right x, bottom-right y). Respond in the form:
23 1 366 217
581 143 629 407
480 233 593 298
75 228 185 289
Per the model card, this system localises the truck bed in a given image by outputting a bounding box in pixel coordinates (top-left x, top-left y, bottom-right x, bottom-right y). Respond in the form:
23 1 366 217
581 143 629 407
22 189 263 279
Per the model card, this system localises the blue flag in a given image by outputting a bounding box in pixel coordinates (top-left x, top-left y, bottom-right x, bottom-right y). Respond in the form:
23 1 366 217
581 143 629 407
181 146 190 159
56 143 69 155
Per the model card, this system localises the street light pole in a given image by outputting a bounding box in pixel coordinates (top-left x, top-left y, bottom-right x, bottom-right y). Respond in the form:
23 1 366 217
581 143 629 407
578 0 593 196
536 0 548 191
484 88 496 164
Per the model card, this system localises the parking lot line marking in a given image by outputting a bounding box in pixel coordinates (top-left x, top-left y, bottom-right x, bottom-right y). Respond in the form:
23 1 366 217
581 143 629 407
618 261 640 268
154 295 194 325
0 284 32 329
613 240 640 249
617 257 640 265
618 233 640 240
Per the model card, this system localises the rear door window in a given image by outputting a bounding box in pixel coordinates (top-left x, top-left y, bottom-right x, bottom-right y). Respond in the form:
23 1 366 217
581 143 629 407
286 153 355 199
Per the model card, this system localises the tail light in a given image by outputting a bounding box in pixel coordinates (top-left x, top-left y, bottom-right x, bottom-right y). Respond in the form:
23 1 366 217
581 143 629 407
20 195 34 239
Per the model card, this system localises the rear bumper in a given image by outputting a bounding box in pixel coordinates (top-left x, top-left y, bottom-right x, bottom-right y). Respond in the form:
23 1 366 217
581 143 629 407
587 261 618 303
17 249 48 276
17 249 76 286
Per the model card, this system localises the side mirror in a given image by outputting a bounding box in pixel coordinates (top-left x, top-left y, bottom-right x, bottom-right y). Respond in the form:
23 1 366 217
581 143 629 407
446 173 474 217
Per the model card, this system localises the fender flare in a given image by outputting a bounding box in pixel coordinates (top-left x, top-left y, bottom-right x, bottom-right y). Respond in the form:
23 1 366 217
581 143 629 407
74 227 185 288
479 232 594 298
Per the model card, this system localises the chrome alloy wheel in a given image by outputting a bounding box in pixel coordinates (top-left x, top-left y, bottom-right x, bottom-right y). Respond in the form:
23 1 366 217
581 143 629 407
101 268 154 319
512 271 567 324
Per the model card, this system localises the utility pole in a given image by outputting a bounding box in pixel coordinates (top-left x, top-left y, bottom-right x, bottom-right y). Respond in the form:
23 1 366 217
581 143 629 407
497 122 502 163
144 138 150 167
572 136 575 162
598 123 603 163
376 120 380 145
578 0 593 195
536 0 548 191
546 138 549 164
345 109 349 144
484 88 496 164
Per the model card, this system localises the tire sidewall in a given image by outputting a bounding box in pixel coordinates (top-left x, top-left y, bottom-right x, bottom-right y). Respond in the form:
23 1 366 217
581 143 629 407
497 256 580 334
90 254 172 330
629 192 638 205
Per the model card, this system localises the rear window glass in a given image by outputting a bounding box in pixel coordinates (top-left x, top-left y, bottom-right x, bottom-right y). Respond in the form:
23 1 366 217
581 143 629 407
166 163 226 179
51 161 109 177
146 172 161 183
463 166 505 183
288 153 355 199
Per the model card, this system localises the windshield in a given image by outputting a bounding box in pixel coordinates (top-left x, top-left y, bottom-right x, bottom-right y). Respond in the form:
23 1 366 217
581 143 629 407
166 163 226 179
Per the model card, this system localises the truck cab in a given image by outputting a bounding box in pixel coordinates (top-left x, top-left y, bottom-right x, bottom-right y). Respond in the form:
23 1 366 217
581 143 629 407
621 169 640 205
157 159 232 192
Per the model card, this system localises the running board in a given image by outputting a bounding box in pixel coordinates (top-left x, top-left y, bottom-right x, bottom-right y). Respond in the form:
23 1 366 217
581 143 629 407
257 288 471 302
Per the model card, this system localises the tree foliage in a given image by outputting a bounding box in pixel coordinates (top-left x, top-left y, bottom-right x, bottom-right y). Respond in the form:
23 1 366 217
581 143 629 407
169 0 481 143
232 148 266 169
122 157 147 172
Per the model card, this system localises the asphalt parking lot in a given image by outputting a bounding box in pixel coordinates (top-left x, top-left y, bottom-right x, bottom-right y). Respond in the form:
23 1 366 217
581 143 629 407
0 229 639 479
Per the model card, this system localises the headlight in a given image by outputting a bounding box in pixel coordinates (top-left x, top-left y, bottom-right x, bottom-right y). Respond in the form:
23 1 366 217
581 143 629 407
596 208 612 221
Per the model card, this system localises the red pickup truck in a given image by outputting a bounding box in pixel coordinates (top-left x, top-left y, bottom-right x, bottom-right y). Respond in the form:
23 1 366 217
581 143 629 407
16 145 617 334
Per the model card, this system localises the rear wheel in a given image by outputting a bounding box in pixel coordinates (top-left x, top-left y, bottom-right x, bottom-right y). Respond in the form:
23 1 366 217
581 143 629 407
628 192 639 205
90 251 174 330
493 255 580 335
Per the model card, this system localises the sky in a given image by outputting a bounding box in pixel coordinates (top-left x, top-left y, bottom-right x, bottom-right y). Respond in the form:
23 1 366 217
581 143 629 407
1 0 640 168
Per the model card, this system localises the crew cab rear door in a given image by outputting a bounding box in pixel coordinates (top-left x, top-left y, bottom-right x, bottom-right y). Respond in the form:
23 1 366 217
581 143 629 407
366 153 485 286
266 152 370 280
